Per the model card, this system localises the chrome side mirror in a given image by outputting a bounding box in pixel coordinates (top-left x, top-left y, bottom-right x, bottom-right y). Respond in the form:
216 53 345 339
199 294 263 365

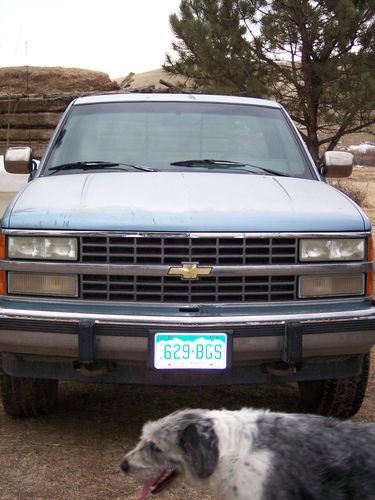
4 146 33 174
320 151 353 178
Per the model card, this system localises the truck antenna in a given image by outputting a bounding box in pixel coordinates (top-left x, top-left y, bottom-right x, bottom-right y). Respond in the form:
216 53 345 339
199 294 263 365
25 41 31 149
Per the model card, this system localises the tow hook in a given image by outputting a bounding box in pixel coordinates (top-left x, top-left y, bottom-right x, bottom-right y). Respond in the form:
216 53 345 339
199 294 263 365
263 361 300 377
74 361 115 377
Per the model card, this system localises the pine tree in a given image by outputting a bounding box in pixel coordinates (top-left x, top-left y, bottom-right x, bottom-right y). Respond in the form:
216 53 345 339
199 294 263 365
164 0 375 161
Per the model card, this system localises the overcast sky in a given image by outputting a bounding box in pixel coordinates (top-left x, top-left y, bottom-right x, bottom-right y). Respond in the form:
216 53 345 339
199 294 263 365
0 0 182 78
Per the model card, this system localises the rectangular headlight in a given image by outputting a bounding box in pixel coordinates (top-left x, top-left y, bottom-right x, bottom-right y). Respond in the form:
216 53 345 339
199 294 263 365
299 274 364 298
8 236 78 261
300 238 365 262
8 272 78 297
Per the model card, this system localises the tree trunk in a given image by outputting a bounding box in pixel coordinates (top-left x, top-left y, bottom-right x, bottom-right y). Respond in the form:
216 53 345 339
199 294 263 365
297 2 320 162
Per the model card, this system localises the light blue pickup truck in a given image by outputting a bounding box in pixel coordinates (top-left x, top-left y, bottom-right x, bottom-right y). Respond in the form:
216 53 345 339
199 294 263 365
1 94 374 418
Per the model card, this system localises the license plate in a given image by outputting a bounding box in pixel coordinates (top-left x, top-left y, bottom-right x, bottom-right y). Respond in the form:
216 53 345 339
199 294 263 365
154 333 228 369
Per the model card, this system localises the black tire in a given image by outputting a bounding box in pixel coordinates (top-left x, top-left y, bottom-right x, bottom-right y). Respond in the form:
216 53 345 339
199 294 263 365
298 353 370 418
0 357 58 417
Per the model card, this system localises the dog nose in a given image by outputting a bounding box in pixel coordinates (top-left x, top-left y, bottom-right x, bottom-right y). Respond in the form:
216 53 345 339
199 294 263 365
120 459 130 473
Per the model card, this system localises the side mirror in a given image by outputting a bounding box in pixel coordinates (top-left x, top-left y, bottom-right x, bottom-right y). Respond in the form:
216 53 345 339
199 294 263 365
4 146 34 174
320 151 353 178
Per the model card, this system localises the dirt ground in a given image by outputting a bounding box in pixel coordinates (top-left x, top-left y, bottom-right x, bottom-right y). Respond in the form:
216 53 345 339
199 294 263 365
0 364 372 500
1 166 375 499
0 382 302 499
0 363 375 500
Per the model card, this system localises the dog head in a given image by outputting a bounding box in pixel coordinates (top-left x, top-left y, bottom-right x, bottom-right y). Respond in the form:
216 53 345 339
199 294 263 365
121 409 219 498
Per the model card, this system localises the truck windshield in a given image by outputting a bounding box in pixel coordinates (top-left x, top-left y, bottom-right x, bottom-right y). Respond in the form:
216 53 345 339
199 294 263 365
43 101 314 178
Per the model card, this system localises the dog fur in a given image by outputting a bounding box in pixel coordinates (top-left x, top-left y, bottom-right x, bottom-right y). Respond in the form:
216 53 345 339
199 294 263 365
121 407 375 500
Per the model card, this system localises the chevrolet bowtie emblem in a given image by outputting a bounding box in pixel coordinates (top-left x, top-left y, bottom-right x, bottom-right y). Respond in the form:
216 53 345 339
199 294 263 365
168 262 213 280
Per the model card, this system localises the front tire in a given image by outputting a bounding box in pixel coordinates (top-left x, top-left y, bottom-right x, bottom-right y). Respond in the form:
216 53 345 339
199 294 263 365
0 356 58 417
298 353 370 418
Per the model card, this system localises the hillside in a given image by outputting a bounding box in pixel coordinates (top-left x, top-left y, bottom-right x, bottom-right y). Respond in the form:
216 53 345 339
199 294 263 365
0 66 120 157
0 65 373 162
0 66 119 94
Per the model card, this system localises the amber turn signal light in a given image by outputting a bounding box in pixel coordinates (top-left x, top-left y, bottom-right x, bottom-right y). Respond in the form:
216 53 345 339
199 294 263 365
0 234 5 260
366 272 373 297
0 271 5 295
368 236 374 262
366 237 373 297
0 235 6 294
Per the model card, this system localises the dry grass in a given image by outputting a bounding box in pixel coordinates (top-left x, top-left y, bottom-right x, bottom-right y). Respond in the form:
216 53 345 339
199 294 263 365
0 66 119 94
337 129 375 166
352 147 375 167
329 178 369 207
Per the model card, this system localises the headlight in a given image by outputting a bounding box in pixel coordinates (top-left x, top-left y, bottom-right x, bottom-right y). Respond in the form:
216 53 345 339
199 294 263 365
8 237 78 261
299 239 365 262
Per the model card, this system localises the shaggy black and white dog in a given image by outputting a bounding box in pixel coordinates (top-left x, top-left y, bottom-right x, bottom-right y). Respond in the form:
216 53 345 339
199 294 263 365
121 408 375 500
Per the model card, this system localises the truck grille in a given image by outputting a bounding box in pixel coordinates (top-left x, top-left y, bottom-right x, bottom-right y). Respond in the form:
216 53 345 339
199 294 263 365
79 235 298 303
81 275 297 303
80 236 298 266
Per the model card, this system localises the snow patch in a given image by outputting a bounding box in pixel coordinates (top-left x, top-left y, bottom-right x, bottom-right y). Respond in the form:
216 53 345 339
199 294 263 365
347 142 375 154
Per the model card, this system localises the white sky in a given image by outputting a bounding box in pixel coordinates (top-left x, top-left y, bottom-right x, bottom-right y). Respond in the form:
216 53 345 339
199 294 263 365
0 0 182 78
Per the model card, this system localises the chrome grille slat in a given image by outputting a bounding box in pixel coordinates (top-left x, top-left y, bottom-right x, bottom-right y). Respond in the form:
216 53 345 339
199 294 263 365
81 274 297 303
81 236 298 266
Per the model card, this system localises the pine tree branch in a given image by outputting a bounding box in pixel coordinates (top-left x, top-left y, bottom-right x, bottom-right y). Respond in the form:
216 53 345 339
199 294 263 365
319 118 375 149
289 115 307 126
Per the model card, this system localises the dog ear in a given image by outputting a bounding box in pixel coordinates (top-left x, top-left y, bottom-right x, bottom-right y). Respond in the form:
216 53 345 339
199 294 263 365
178 419 219 478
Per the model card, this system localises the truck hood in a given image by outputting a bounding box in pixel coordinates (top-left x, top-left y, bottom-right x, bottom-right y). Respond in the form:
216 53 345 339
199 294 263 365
3 171 368 231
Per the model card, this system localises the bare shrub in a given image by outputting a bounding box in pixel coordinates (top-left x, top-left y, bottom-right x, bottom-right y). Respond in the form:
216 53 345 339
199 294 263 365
354 148 375 167
348 143 375 167
329 179 368 207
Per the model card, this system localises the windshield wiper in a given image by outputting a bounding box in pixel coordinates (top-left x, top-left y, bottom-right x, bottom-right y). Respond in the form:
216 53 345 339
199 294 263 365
170 159 290 177
247 165 290 177
48 161 157 174
171 159 245 167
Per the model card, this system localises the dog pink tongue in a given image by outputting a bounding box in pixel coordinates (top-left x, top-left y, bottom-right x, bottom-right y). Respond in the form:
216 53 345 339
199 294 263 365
136 469 176 499
136 477 155 500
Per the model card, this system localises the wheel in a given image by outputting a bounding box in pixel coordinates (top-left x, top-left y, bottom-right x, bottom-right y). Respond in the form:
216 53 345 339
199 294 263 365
0 355 58 417
298 353 370 418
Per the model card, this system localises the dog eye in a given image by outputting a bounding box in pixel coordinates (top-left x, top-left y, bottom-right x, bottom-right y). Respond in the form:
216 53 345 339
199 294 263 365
149 442 162 453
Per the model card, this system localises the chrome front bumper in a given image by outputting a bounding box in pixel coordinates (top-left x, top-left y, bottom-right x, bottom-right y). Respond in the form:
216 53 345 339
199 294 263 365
1 305 375 362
